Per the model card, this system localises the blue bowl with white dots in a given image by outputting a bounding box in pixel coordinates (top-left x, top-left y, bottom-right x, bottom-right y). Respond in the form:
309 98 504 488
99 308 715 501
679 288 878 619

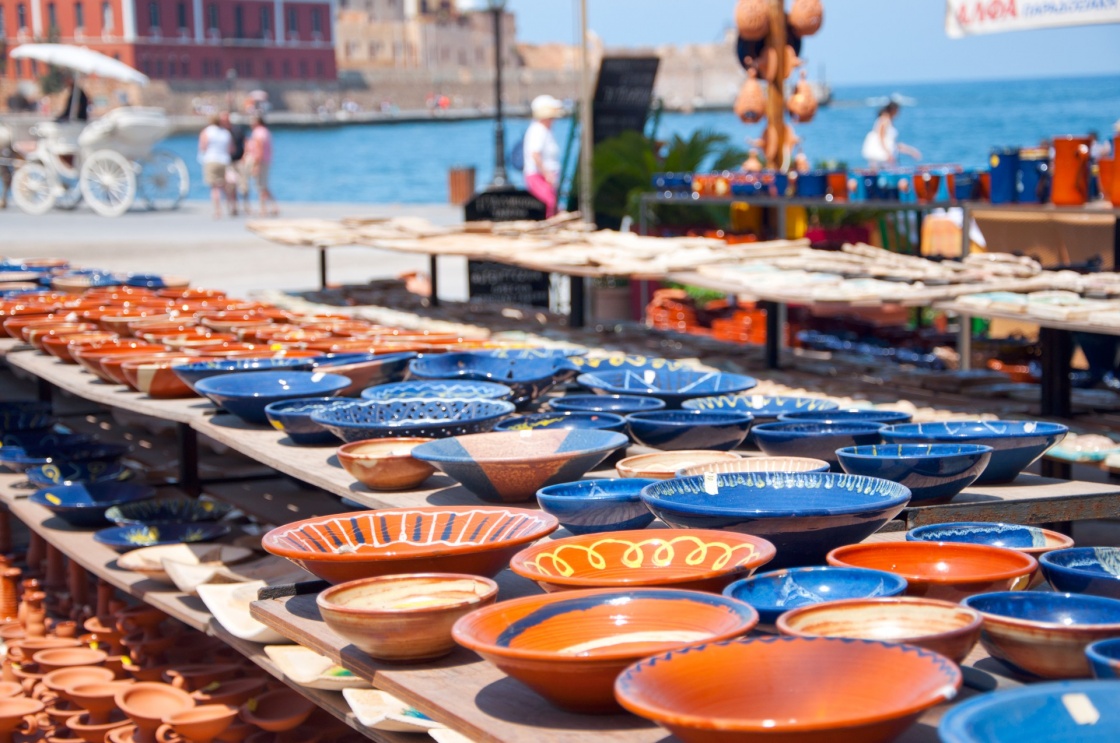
311 398 515 443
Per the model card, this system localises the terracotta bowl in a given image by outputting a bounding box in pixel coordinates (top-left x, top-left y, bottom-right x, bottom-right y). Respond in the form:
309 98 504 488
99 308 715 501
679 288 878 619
614 636 962 743
262 506 558 584
908 522 1074 588
190 678 267 708
827 542 1038 602
2 313 65 340
27 323 100 350
776 596 984 662
31 647 108 673
238 689 314 733
317 573 499 661
159 704 237 743
615 450 741 480
42 332 120 362
74 344 168 381
510 529 776 593
116 682 194 736
101 351 181 386
451 587 760 713
121 357 201 398
962 591 1120 678
336 438 437 491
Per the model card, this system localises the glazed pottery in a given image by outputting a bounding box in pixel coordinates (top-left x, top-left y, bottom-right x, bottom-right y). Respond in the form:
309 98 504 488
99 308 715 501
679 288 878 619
836 444 993 503
360 380 513 402
311 351 417 396
29 482 156 528
105 497 232 526
625 410 753 451
238 689 313 733
310 398 515 442
682 394 837 420
262 506 558 583
776 596 983 662
169 357 317 392
939 680 1120 743
778 408 913 425
1040 547 1120 598
1050 135 1091 206
751 421 884 469
510 529 776 593
262 397 353 445
0 697 44 743
318 573 499 661
640 472 910 568
827 542 1037 602
336 438 437 491
722 566 909 631
340 689 441 733
963 591 1120 678
451 588 760 713
262 645 368 691
1086 637 1120 678
193 371 350 425
569 354 693 374
116 544 253 586
0 402 51 432
93 523 232 552
614 635 961 743
411 430 628 503
494 411 627 434
195 582 288 644
156 704 236 743
120 358 200 398
676 456 830 476
576 369 758 408
409 352 578 407
614 450 741 480
879 420 1067 484
906 521 1074 556
550 394 666 415
116 682 194 743
534 478 658 534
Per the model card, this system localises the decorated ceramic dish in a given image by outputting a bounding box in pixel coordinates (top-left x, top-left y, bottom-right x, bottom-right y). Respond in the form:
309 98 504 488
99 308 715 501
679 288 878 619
938 680 1120 743
93 522 231 552
194 370 350 425
409 353 578 406
534 478 658 534
29 481 156 528
675 456 830 476
550 394 666 415
494 411 627 434
625 410 754 451
310 398 515 442
576 369 758 408
263 397 355 445
906 522 1074 556
359 380 513 402
752 421 884 469
104 497 232 526
836 444 994 503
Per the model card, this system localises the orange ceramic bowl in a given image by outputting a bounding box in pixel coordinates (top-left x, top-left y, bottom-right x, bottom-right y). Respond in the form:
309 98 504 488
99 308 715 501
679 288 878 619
451 587 760 713
614 635 961 743
156 288 224 300
76 344 169 381
121 357 201 398
2 313 67 340
337 438 437 491
98 312 168 334
826 541 1038 602
24 323 98 349
102 352 187 386
41 333 120 362
510 529 777 593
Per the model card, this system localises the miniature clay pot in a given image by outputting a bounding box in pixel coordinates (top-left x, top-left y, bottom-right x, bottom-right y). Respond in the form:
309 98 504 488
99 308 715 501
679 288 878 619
31 648 107 674
116 683 195 743
67 682 134 726
0 697 43 743
237 690 313 733
156 704 237 743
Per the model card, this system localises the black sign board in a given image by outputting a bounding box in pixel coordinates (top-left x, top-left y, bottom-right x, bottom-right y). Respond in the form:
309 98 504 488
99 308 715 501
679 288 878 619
591 56 660 145
464 188 550 308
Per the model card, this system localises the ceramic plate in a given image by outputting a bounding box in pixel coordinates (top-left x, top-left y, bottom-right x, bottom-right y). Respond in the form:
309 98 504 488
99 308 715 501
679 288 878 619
264 645 370 691
196 580 289 644
342 689 442 732
117 543 254 585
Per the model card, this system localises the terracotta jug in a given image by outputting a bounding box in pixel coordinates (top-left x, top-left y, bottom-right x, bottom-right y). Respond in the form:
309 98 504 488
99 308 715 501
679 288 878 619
735 0 769 40
156 705 237 743
1051 135 1091 206
789 0 824 35
116 683 195 743
0 698 42 743
733 69 765 124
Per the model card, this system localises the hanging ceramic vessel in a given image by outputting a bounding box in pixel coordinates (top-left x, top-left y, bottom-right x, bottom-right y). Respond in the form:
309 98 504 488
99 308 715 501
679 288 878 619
734 69 766 123
789 0 824 36
787 71 818 123
735 0 770 40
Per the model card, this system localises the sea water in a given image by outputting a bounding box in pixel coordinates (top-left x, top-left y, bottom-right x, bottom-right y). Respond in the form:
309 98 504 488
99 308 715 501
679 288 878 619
162 74 1120 205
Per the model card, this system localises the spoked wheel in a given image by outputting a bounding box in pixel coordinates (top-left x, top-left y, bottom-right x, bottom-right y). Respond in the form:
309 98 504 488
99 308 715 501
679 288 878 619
79 150 136 217
137 149 190 210
55 181 83 210
11 162 58 215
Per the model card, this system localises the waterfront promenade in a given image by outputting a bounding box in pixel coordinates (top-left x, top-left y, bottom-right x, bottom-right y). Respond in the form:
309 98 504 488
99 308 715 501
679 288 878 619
2 202 469 300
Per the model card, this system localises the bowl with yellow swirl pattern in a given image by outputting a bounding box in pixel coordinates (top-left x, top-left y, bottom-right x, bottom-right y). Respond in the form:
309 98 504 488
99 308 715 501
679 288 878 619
509 529 776 593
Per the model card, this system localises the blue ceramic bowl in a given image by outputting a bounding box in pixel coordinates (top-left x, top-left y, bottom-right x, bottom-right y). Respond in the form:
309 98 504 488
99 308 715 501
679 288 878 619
194 370 351 425
0 401 53 432
722 566 909 631
29 481 156 528
360 380 513 401
535 478 658 534
104 496 233 526
25 462 132 487
1040 548 1120 599
550 394 667 415
625 410 753 451
312 351 417 393
412 429 629 503
880 420 1068 484
939 680 1120 743
172 357 319 392
478 348 585 360
683 395 839 447
93 522 232 552
570 355 694 374
408 353 578 407
640 472 911 568
836 443 993 503
778 408 914 425
495 411 627 434
264 396 356 445
0 430 91 457
576 369 758 408
1086 638 1120 679
310 398 515 443
752 421 884 469
907 522 1073 555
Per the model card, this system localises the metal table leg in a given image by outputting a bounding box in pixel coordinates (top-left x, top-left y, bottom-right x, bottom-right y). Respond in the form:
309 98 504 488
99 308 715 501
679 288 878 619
958 312 972 371
761 301 784 370
1039 327 1072 419
318 248 328 290
429 255 440 308
178 423 200 497
569 276 586 328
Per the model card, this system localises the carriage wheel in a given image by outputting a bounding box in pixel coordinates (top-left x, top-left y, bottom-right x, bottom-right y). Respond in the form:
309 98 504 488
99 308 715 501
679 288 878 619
79 150 136 217
11 162 58 215
137 149 190 210
55 181 83 210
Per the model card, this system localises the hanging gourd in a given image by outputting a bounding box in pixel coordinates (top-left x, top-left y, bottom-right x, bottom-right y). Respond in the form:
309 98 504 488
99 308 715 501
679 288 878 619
789 0 824 36
734 69 767 124
735 0 770 40
787 70 818 123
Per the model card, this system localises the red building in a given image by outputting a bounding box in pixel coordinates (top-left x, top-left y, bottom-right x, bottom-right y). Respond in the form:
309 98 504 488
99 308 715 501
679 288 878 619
0 0 337 82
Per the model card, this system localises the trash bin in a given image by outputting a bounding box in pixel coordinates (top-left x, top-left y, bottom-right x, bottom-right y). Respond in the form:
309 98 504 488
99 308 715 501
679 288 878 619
449 166 476 205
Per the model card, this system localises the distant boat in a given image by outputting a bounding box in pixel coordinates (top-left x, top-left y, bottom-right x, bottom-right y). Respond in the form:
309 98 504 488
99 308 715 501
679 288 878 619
809 80 832 107
865 93 918 108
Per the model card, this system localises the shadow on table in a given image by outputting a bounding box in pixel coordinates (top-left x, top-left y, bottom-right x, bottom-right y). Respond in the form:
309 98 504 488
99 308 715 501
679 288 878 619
473 677 663 735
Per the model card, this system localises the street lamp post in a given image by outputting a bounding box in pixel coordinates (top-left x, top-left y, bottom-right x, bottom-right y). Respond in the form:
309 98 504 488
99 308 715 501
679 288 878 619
225 67 237 112
487 0 508 190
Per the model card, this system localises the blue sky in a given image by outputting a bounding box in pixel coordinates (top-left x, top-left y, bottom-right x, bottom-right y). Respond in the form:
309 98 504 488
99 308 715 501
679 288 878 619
506 0 1120 85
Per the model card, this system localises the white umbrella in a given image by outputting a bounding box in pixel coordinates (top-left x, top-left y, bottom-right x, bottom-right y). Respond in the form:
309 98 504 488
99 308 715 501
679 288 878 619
9 44 149 85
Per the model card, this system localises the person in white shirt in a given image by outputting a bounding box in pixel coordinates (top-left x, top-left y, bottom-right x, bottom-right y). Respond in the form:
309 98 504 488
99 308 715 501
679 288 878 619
861 101 920 170
522 95 565 216
198 113 233 219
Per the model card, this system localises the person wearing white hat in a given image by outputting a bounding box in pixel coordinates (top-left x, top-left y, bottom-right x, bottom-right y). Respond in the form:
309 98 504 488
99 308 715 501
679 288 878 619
523 94 565 216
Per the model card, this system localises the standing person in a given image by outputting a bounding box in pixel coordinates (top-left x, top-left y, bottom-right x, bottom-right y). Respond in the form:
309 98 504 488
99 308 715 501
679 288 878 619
245 114 278 217
198 114 233 219
861 101 920 169
54 75 90 122
522 95 565 217
220 112 249 216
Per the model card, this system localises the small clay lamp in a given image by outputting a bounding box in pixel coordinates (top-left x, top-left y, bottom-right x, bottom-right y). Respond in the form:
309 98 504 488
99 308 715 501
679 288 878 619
116 682 194 743
157 704 237 743
0 697 43 743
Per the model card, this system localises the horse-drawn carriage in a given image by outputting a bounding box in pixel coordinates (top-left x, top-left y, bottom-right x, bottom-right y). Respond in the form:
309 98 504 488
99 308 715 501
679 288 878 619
0 44 188 217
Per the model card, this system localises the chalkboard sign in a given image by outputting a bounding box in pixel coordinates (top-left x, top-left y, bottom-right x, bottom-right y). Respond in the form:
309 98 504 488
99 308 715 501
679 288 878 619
465 187 550 308
592 56 660 145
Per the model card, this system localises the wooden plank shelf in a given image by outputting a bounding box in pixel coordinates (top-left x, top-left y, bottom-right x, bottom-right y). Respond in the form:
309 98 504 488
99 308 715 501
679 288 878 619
203 478 355 526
